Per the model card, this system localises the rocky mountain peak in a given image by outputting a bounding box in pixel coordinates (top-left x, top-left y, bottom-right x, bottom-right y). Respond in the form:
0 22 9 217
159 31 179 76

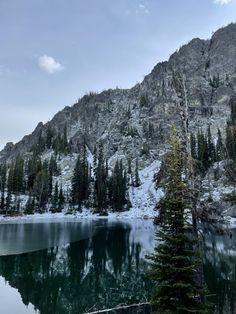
1 23 236 166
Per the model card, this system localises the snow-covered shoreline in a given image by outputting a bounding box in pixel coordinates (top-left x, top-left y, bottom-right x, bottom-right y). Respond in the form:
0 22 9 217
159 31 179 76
1 158 235 225
0 160 163 223
1 210 236 226
0 208 156 224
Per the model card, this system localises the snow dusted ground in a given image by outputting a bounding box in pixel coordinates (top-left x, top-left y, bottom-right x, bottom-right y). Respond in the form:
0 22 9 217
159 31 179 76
225 216 236 225
0 160 163 223
2 158 236 225
127 160 164 218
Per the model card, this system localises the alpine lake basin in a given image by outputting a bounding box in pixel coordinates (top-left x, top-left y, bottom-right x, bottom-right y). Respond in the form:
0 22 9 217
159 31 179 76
0 217 235 314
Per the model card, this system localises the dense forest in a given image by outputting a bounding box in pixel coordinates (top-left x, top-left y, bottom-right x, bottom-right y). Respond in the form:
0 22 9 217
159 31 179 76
0 130 141 215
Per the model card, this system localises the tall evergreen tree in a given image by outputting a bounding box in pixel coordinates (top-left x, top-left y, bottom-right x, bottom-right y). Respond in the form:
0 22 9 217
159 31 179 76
148 127 207 314
7 156 25 194
71 143 90 210
58 185 65 212
190 133 197 160
206 126 216 164
127 158 134 186
109 160 127 211
33 162 50 210
134 158 141 187
197 130 208 172
25 194 35 214
226 98 236 162
0 164 7 210
26 156 42 191
7 165 14 193
5 190 12 213
216 129 225 161
93 142 108 212
52 182 59 210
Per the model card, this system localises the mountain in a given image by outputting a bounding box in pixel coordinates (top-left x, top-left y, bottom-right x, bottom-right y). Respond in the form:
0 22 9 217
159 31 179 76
1 23 236 217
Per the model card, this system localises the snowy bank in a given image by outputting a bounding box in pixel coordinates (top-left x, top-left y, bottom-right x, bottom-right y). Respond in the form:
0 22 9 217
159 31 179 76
0 161 163 223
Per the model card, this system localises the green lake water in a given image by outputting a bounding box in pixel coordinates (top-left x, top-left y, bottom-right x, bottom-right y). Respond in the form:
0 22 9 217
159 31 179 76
0 218 235 314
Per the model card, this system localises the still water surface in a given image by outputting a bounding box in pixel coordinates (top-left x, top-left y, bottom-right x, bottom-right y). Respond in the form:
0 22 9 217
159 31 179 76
0 218 235 314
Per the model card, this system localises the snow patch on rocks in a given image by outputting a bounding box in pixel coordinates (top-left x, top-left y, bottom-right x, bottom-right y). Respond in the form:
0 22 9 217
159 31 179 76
127 160 164 218
55 153 78 192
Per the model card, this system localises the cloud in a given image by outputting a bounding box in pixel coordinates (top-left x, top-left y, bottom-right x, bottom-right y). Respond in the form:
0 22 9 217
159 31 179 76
38 55 64 74
214 0 232 5
138 3 150 14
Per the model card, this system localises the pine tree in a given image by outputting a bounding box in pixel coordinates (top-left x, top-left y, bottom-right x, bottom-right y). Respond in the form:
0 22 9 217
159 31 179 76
0 164 7 211
48 155 59 199
51 126 69 156
5 190 12 213
216 129 225 161
109 160 127 211
49 154 59 174
147 127 208 314
7 165 14 193
6 156 25 194
52 182 59 211
71 143 90 210
127 158 134 186
25 194 35 214
206 126 216 164
33 162 50 211
226 98 236 162
58 186 64 212
197 130 210 173
134 158 141 187
93 142 108 212
190 133 197 159
26 156 42 191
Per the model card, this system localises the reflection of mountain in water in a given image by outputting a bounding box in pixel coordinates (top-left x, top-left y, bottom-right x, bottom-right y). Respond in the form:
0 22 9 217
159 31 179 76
203 226 236 314
0 223 152 314
2 220 235 314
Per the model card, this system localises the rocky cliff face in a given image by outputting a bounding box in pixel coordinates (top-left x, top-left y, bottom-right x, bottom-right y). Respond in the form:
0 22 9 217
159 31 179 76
1 23 236 170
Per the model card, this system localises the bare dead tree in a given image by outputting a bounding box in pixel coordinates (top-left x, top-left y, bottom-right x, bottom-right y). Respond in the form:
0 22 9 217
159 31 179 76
172 71 199 231
84 302 154 314
171 71 205 297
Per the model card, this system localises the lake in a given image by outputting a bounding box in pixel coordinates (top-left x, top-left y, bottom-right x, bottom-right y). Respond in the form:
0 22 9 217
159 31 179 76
0 218 235 314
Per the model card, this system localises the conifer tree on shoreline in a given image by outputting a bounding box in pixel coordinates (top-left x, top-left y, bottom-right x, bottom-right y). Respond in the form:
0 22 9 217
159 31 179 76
148 127 208 314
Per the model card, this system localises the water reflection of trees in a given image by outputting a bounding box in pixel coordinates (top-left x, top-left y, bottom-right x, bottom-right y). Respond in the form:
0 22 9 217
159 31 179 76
0 224 152 314
203 229 236 314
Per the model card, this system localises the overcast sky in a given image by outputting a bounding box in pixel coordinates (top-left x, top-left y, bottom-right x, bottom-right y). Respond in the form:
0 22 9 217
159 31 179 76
0 0 236 149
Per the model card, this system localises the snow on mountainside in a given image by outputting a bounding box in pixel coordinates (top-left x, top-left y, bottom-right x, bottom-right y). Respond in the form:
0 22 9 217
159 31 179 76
42 150 163 218
128 160 163 218
0 159 163 221
3 23 236 166
2 23 236 218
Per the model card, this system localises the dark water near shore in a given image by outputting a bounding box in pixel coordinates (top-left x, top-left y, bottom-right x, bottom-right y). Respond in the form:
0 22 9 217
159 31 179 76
0 218 235 314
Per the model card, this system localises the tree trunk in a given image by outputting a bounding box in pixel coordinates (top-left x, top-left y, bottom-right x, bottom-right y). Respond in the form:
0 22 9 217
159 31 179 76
84 302 155 314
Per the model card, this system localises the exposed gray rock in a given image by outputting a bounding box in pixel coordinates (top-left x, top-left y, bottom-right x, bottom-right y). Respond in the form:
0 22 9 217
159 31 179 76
1 23 236 172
